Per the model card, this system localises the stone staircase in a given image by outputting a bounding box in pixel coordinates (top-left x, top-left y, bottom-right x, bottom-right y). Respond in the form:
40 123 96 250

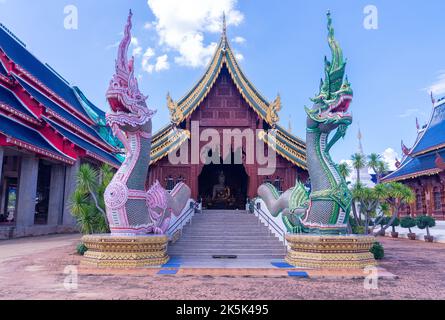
168 210 286 259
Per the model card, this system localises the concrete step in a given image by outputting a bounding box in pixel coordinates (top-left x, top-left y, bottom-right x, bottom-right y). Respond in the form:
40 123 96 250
168 209 285 260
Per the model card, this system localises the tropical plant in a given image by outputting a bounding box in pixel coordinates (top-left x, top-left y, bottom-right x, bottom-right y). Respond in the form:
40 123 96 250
389 217 400 233
400 216 416 233
416 215 436 238
351 153 367 184
338 162 352 182
375 161 389 183
76 242 88 256
374 182 415 236
367 153 389 184
370 242 384 260
70 163 113 234
352 183 380 234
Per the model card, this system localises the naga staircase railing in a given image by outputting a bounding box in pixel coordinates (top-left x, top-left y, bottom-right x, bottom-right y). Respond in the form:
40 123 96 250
166 200 198 242
252 201 288 254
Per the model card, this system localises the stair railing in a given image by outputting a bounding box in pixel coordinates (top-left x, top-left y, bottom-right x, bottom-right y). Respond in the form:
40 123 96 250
252 201 288 253
166 200 198 241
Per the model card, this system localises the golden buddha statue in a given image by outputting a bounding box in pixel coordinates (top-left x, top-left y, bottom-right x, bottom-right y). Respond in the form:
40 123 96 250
208 171 235 209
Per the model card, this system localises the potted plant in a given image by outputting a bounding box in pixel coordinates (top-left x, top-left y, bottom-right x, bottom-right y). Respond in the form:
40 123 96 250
400 216 417 240
376 216 390 236
390 217 400 238
416 215 436 243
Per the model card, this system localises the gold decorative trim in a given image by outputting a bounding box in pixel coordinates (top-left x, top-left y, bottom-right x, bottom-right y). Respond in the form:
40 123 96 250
81 234 169 268
285 234 377 269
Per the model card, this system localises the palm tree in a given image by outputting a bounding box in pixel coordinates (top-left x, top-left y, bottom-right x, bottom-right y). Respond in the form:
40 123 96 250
375 161 389 183
352 184 380 234
373 182 415 236
338 162 352 181
367 153 381 174
351 153 367 184
70 164 113 234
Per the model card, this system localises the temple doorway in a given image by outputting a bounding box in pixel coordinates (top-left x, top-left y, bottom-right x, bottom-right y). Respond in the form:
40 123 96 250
198 163 248 210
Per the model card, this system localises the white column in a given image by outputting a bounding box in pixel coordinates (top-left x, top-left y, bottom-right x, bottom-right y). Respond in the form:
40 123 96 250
47 164 65 226
62 160 80 226
16 155 39 227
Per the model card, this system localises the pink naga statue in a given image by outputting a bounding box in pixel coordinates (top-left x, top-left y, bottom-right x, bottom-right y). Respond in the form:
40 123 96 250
104 11 191 235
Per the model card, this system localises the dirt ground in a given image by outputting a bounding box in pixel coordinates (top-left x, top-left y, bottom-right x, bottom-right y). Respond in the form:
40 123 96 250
0 234 444 300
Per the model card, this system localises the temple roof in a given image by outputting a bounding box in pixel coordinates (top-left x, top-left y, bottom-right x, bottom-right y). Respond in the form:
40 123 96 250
157 19 307 169
0 23 121 167
150 126 190 165
167 19 281 127
383 148 444 182
15 76 107 144
0 24 94 122
0 113 75 164
45 118 121 167
0 60 7 76
0 83 37 120
383 99 445 182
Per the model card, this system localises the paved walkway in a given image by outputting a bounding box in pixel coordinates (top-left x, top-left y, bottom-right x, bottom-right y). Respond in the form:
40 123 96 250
382 221 445 243
0 234 444 299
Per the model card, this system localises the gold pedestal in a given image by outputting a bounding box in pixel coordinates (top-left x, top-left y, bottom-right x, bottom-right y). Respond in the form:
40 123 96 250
285 234 377 269
81 234 169 268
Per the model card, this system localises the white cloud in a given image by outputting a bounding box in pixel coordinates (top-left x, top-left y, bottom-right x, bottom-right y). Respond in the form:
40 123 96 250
382 148 399 171
142 47 156 73
147 0 244 68
155 54 170 72
235 52 244 61
144 22 155 30
426 70 445 95
131 37 143 57
232 36 246 44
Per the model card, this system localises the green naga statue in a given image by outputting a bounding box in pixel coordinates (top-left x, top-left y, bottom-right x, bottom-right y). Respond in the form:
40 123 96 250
258 12 353 235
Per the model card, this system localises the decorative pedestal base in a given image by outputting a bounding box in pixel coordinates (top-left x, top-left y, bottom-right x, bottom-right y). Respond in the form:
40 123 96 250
81 234 169 268
285 234 377 269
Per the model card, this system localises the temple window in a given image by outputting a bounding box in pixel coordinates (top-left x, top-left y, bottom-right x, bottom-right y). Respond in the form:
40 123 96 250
434 187 442 211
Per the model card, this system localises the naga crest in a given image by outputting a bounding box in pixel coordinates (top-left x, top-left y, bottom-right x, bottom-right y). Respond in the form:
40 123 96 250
306 11 353 135
106 10 156 132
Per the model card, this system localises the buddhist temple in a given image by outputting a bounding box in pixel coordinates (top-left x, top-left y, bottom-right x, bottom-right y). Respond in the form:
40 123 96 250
0 23 121 239
382 96 445 220
148 18 308 209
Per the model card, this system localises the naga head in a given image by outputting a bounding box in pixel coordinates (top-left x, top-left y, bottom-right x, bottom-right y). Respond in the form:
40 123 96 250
306 11 353 135
106 10 156 134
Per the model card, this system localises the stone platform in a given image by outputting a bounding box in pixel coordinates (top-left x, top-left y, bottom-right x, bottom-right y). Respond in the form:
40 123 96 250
285 234 377 269
81 234 169 268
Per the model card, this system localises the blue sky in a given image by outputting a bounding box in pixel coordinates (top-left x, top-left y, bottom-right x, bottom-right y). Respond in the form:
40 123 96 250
1 0 445 166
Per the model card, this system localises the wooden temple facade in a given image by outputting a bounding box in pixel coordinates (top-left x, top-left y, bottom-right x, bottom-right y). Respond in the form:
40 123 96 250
383 97 445 220
148 24 308 209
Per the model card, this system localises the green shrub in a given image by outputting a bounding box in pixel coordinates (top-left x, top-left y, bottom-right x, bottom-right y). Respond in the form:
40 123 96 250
76 242 88 256
352 225 365 235
370 241 384 260
415 215 435 229
400 216 416 233
390 217 400 233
